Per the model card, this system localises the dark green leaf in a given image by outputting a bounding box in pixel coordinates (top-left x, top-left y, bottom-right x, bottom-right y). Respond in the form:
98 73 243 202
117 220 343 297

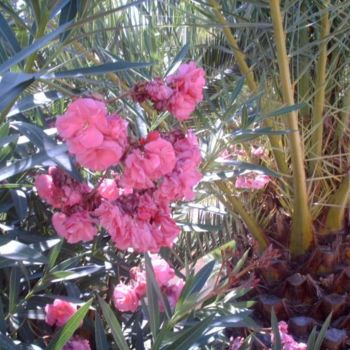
180 260 215 300
10 189 28 221
0 332 18 350
314 313 332 350
46 298 93 350
98 296 129 350
59 0 79 41
271 309 282 350
0 240 47 263
165 44 189 76
94 312 109 350
8 91 64 117
0 22 72 74
42 61 153 79
9 267 20 315
256 103 304 122
0 12 21 57
48 264 104 282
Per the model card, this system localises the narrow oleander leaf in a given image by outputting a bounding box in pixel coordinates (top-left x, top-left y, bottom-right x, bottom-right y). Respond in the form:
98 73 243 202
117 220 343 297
98 296 129 350
144 253 161 339
314 313 332 350
165 44 189 77
0 12 21 57
9 189 28 221
48 264 104 282
59 0 79 41
0 240 47 263
46 298 93 350
0 332 18 350
9 266 20 315
180 260 215 301
0 22 72 74
94 312 109 350
42 61 153 79
271 309 282 350
8 91 64 117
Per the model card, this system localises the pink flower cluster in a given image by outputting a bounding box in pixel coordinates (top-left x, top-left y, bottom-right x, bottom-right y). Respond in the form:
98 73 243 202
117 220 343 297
272 321 307 350
37 114 202 251
44 299 91 350
63 336 91 350
133 61 205 121
235 173 270 190
113 256 184 313
56 99 128 171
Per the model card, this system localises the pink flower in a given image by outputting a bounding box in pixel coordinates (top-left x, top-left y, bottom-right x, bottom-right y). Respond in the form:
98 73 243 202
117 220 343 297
165 277 184 308
235 174 270 190
121 133 176 189
130 267 147 297
52 211 97 243
252 146 266 158
56 99 128 171
35 168 89 209
271 321 307 350
56 98 108 141
98 179 119 201
166 62 205 120
143 133 176 179
63 336 91 350
113 283 139 312
45 299 77 327
145 79 173 111
150 255 175 286
70 139 124 172
229 337 244 350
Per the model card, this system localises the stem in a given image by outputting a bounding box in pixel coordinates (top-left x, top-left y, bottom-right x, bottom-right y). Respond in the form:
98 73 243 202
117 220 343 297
269 0 313 256
297 4 311 119
215 182 269 251
208 0 289 176
323 174 350 234
309 4 330 175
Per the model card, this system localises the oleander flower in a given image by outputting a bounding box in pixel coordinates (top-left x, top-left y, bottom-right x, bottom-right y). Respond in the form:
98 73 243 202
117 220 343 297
113 283 139 312
63 336 91 350
235 173 270 190
45 299 77 327
52 211 97 243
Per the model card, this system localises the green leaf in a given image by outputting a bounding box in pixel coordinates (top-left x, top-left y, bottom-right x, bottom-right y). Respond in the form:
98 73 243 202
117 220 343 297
180 260 215 301
233 249 250 274
0 144 67 182
42 61 153 79
231 127 291 143
0 22 72 74
9 267 20 315
59 0 79 41
10 189 28 221
144 253 161 339
8 91 64 117
165 44 189 76
271 309 282 350
162 315 215 350
0 332 18 350
313 313 332 350
0 12 21 58
94 312 109 350
306 327 317 349
48 264 104 282
256 103 304 122
0 240 47 263
46 298 93 350
98 296 129 350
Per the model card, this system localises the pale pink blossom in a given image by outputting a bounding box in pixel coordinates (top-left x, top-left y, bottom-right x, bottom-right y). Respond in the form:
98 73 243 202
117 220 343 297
63 336 91 350
113 283 139 312
56 99 128 171
166 62 205 121
251 146 266 158
35 167 89 210
52 211 97 243
98 179 119 201
271 321 307 350
150 255 175 286
235 174 270 190
45 299 77 327
145 79 173 111
229 337 244 350
165 277 184 308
